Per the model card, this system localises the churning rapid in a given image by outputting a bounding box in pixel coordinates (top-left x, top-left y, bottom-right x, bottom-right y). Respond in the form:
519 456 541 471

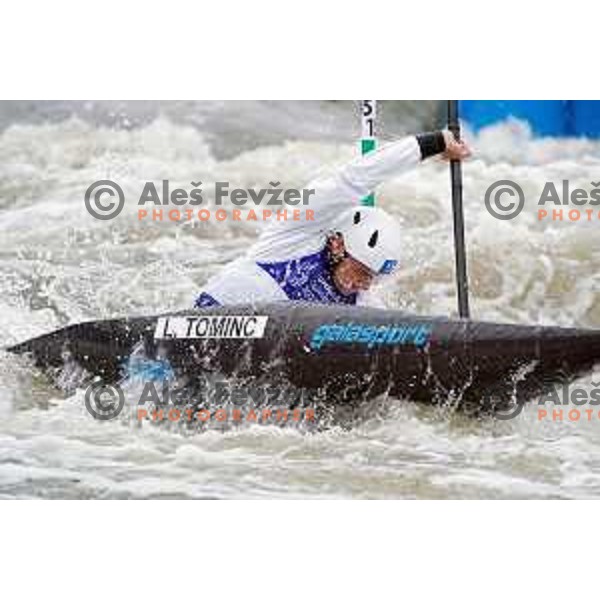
0 100 599 499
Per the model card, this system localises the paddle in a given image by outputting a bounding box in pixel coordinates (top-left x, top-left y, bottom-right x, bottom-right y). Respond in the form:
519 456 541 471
447 100 470 319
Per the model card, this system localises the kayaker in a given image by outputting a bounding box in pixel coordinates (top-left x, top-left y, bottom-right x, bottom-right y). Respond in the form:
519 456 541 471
195 130 470 308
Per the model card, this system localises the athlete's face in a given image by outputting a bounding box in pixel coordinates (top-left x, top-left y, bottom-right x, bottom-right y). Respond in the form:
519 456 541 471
328 233 376 296
332 255 376 295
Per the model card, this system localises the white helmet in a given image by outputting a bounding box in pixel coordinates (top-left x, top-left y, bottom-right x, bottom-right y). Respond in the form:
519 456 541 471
335 206 402 275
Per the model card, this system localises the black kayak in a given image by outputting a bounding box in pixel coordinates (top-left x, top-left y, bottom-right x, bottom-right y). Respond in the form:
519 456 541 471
7 303 600 416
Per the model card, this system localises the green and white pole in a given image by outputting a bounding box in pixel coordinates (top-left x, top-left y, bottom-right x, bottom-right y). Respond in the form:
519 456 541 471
360 100 377 206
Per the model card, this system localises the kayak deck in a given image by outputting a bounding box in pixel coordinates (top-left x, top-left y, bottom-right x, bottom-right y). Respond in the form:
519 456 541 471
7 303 600 416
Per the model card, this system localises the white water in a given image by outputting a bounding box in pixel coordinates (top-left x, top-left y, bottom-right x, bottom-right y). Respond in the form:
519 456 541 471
0 102 599 498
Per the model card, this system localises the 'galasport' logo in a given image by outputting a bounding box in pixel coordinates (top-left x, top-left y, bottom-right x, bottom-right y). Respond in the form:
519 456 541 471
309 322 432 351
154 315 269 340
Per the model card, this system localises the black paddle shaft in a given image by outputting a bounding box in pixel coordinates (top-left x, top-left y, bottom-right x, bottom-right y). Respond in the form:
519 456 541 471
447 100 470 319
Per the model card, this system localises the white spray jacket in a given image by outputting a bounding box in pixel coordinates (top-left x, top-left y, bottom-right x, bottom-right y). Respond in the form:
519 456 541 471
195 133 444 308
